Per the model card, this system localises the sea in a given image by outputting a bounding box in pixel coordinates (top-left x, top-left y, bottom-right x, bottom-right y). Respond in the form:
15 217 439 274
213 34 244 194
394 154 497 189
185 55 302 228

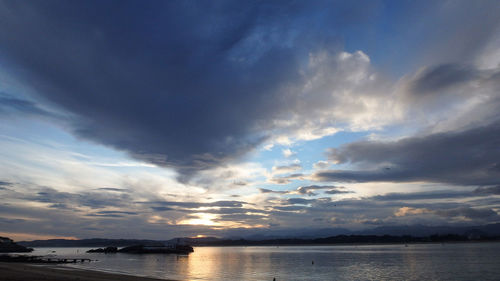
28 242 500 281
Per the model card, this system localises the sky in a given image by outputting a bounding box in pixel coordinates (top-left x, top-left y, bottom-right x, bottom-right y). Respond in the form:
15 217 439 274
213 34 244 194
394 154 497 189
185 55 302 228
0 0 500 241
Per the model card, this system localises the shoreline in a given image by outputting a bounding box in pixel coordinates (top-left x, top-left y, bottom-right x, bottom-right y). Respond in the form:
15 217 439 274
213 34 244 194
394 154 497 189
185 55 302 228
0 262 175 281
23 239 500 249
191 240 500 247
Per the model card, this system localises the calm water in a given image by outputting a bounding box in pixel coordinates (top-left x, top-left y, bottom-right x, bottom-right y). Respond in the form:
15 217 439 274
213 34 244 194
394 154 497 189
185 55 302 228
30 243 500 281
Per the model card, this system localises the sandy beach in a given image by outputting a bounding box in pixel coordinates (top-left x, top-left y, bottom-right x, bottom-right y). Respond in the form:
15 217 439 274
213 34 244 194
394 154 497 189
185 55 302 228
0 263 173 281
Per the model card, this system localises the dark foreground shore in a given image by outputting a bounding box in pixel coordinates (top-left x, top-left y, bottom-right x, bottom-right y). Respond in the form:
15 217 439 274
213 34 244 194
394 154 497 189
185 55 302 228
0 263 172 281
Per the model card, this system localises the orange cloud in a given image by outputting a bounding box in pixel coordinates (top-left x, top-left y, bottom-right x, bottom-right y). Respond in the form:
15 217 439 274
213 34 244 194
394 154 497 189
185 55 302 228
394 207 431 217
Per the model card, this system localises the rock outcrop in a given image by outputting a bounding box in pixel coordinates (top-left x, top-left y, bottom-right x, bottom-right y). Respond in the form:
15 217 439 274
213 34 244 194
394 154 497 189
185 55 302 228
86 247 118 253
0 237 33 253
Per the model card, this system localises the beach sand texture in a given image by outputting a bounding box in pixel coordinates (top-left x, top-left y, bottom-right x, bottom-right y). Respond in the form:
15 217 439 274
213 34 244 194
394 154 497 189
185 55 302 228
0 263 172 281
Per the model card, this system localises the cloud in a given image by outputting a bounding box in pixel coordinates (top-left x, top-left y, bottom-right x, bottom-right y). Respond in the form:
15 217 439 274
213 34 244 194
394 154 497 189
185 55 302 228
215 213 267 223
435 207 499 220
396 62 500 134
372 190 481 201
268 163 305 184
18 187 133 210
259 188 286 194
315 121 500 185
282 149 296 158
324 189 353 195
140 200 246 210
474 185 500 195
1 180 498 238
0 181 12 190
271 164 302 175
96 188 129 193
150 206 174 212
4 1 496 180
287 198 316 205
259 185 351 197
0 93 58 119
409 64 479 96
86 211 139 218
296 185 348 196
313 161 329 170
0 1 402 178
394 207 431 217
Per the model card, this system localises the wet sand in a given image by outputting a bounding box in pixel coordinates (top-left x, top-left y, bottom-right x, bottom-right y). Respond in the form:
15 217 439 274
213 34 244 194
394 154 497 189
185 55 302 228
0 262 173 281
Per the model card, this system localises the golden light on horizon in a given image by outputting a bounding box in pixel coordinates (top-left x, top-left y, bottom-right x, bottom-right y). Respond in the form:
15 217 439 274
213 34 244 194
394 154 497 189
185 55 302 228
178 213 219 226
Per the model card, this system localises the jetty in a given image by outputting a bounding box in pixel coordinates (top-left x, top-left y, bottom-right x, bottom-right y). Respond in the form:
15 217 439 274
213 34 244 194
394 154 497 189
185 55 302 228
0 255 93 264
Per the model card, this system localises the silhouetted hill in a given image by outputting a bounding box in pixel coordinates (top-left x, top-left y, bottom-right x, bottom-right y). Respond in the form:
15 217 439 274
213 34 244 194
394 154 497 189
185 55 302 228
188 234 500 246
18 238 163 248
357 223 500 237
17 223 500 247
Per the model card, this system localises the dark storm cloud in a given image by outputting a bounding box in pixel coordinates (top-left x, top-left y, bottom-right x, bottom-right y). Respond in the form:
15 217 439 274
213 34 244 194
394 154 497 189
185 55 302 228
315 121 500 185
2 0 499 181
48 203 71 209
202 207 266 215
215 213 267 222
324 189 353 195
150 206 174 212
0 181 12 190
30 187 132 209
467 197 500 207
0 0 380 177
401 63 500 123
435 207 499 220
212 200 247 207
96 210 138 215
259 185 351 196
287 198 318 205
259 188 286 194
273 205 307 212
96 188 130 193
371 190 480 201
140 200 246 209
296 185 333 195
0 217 26 224
296 185 351 196
265 191 494 224
409 64 479 95
474 186 500 195
86 210 138 217
0 93 57 118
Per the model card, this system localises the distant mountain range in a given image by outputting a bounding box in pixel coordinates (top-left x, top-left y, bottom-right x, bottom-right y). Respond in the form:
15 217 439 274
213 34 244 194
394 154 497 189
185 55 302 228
355 223 500 237
18 238 164 248
215 223 500 240
18 223 500 247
